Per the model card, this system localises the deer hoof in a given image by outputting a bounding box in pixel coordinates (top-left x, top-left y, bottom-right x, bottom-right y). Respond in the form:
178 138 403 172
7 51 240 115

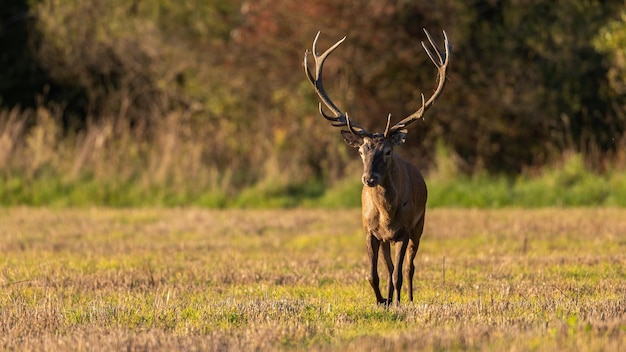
377 298 392 306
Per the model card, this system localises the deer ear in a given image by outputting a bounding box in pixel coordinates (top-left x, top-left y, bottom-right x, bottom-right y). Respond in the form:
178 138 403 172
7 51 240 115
341 130 363 148
389 129 408 146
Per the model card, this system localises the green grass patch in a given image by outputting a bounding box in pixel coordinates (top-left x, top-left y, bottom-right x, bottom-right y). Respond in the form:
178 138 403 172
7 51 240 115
1 153 624 208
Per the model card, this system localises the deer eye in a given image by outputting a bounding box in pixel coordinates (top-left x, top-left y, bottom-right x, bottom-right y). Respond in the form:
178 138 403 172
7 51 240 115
385 150 392 156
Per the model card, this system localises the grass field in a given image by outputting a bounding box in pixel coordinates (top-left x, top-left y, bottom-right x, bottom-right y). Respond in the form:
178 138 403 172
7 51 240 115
1 207 625 351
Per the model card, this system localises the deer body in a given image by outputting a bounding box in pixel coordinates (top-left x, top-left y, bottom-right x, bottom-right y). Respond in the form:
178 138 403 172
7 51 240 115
363 154 427 304
344 132 428 304
361 154 426 243
361 158 427 242
304 29 449 305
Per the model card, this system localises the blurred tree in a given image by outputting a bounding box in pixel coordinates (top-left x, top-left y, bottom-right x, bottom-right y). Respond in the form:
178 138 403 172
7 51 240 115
442 0 622 171
595 8 626 154
2 0 625 189
0 0 87 126
231 0 623 173
31 0 239 133
0 0 39 108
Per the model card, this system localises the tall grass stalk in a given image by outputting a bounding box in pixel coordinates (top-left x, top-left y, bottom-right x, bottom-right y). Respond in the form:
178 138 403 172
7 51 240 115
1 106 625 208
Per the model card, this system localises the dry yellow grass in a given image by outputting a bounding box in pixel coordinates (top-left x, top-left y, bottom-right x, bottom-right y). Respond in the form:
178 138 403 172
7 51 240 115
1 207 625 351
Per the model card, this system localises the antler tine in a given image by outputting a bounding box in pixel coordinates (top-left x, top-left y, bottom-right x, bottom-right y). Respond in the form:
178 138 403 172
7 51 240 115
317 102 343 126
387 29 450 136
304 32 371 136
383 113 393 138
422 28 446 67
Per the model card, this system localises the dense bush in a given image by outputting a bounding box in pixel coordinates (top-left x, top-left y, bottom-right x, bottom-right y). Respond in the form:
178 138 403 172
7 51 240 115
1 0 626 205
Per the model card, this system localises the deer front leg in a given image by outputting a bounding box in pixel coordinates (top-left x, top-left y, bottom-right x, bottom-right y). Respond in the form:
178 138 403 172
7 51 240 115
391 237 409 304
366 233 386 304
381 241 394 305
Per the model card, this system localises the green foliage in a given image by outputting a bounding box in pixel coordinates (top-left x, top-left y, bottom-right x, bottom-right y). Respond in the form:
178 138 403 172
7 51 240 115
233 180 325 208
428 153 616 208
1 152 622 208
311 178 362 209
2 1 626 207
515 154 610 207
595 10 626 96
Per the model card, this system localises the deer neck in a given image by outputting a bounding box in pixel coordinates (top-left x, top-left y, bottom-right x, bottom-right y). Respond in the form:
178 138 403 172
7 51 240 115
366 155 401 216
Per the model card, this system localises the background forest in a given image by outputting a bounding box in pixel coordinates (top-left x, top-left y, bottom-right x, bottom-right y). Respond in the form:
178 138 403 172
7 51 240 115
2 0 626 207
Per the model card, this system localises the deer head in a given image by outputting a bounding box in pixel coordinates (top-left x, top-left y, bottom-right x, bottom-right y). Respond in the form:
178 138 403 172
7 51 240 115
303 29 450 187
341 129 404 187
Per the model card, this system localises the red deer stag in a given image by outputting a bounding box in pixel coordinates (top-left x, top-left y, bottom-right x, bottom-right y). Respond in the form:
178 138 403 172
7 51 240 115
303 29 450 305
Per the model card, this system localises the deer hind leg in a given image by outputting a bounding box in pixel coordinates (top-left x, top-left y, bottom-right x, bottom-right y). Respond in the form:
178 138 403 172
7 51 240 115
392 237 409 304
381 241 394 305
366 233 386 304
405 217 425 302
404 238 421 302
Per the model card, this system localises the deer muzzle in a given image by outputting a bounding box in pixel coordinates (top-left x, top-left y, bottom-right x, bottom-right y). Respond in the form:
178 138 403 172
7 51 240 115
362 173 381 187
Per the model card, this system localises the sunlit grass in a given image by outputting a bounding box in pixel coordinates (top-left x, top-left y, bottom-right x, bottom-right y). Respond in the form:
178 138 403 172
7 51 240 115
1 208 625 351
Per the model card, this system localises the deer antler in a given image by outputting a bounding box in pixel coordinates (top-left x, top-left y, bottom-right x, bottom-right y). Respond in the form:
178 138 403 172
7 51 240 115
304 32 371 137
385 29 450 137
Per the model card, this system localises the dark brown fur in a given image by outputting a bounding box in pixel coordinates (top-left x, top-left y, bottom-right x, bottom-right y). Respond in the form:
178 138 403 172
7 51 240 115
344 133 426 304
